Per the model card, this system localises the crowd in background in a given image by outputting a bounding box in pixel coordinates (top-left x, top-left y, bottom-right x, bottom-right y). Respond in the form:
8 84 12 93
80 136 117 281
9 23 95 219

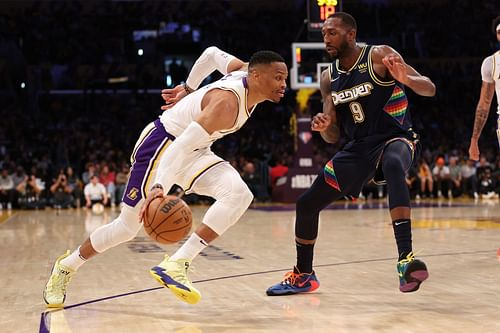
0 0 499 209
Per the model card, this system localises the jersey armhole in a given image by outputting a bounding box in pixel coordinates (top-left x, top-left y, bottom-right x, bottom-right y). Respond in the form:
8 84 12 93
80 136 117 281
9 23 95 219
209 87 241 133
368 47 395 87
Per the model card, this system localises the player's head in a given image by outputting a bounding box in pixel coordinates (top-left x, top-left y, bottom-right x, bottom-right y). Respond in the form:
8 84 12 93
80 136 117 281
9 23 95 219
248 51 288 103
492 16 500 41
322 12 357 59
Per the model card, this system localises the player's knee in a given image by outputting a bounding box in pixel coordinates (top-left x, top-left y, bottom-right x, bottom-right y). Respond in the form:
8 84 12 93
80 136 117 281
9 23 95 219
296 191 320 215
238 183 254 208
382 153 405 177
90 205 142 253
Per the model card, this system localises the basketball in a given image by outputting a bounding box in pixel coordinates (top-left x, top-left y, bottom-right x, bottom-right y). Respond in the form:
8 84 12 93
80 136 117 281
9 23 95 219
143 195 192 244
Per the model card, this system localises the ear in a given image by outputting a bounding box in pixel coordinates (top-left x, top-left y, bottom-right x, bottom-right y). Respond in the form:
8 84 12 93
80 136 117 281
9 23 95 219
347 29 356 42
249 67 260 79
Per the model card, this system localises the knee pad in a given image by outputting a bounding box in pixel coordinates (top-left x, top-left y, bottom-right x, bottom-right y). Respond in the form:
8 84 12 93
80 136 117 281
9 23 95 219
192 164 253 235
90 204 143 253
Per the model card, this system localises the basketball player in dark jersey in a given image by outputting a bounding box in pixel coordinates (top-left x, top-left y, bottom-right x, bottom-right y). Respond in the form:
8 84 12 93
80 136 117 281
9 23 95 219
267 12 436 296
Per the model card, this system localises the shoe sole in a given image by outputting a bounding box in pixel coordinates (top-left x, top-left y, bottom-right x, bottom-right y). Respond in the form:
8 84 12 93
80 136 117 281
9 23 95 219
400 270 429 292
149 268 201 304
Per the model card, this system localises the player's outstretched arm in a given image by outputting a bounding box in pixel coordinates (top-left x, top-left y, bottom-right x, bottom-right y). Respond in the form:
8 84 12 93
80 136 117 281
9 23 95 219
161 46 246 110
468 80 495 160
312 69 339 144
374 45 436 97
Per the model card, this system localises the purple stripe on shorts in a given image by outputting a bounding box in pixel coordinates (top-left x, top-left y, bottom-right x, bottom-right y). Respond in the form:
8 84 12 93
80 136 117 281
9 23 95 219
122 119 175 207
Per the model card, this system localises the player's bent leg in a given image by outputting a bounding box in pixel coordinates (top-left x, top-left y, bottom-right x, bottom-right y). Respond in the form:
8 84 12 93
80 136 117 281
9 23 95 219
382 141 429 292
151 163 252 304
43 204 143 308
90 204 143 253
267 172 346 296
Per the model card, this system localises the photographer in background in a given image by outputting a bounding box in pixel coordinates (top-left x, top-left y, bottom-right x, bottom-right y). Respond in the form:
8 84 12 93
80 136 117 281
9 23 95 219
50 171 74 209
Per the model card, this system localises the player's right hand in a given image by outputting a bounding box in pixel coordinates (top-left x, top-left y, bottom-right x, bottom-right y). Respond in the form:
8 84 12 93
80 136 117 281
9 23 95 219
161 84 188 110
311 113 332 131
468 139 480 161
138 187 164 222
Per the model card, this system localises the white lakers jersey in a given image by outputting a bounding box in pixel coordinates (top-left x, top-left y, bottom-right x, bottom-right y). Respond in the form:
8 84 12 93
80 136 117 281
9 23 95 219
481 50 500 115
159 71 256 144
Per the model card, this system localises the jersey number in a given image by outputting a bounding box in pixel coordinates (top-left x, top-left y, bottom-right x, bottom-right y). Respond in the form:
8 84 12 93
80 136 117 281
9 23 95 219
349 102 365 123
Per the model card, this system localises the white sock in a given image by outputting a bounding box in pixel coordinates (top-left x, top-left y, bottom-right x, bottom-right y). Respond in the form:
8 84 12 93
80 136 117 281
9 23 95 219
170 233 208 261
60 247 87 271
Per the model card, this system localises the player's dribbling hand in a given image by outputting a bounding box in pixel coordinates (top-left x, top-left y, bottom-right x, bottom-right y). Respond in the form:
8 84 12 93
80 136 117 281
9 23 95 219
311 113 331 131
138 187 164 222
382 53 408 84
468 140 480 161
160 84 188 110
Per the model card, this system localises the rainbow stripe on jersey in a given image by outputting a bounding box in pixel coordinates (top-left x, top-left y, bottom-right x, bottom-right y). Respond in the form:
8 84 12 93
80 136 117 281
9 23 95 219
383 85 408 124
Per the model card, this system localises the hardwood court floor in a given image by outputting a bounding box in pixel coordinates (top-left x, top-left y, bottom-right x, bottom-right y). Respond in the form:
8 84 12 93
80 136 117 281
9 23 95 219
1 199 499 333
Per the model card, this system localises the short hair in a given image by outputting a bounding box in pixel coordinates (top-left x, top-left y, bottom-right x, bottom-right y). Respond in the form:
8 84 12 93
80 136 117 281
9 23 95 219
327 12 357 30
248 51 285 69
492 16 500 34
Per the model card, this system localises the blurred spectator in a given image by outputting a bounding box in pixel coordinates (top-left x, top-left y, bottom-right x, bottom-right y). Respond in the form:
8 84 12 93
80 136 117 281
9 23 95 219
478 168 497 199
84 175 108 208
270 157 289 190
432 157 451 198
50 171 73 208
448 156 462 198
241 161 269 202
114 164 129 204
406 165 421 199
417 159 433 197
66 166 83 207
11 166 26 190
17 173 45 209
82 162 97 185
460 159 478 198
0 168 15 209
99 164 116 206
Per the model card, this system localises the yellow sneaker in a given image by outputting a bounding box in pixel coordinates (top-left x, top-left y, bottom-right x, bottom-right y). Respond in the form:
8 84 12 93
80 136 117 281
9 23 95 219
150 255 201 304
43 251 75 308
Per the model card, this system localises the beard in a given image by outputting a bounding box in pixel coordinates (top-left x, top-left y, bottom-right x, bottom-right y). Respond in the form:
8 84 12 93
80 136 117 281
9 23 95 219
328 40 349 59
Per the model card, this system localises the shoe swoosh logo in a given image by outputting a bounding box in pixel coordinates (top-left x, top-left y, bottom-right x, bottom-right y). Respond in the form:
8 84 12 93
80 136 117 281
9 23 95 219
297 278 310 288
394 221 408 226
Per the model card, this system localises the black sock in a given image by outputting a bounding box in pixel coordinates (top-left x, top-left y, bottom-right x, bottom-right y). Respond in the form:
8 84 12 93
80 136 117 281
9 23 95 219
392 219 412 260
296 241 314 273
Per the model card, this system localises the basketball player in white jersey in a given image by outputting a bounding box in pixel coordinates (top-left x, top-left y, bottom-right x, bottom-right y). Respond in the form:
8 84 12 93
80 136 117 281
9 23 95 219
469 16 500 161
44 46 287 307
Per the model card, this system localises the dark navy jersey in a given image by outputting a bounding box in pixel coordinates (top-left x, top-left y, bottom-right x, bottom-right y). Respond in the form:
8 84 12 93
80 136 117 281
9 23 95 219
329 45 415 144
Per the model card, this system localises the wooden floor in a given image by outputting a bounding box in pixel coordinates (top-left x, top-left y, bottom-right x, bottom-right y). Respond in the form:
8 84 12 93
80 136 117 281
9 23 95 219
1 198 500 333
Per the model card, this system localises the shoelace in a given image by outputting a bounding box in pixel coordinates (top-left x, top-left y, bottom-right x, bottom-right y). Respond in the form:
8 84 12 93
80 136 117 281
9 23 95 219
398 249 424 265
168 261 195 283
281 271 300 286
49 270 72 293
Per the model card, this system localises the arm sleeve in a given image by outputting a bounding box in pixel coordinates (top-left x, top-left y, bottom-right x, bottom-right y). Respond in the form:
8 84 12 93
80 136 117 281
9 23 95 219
186 46 237 89
481 56 494 83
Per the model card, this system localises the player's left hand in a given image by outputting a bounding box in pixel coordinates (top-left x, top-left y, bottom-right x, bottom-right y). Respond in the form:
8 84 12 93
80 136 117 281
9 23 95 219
382 54 408 85
138 187 164 222
161 85 188 110
311 113 332 131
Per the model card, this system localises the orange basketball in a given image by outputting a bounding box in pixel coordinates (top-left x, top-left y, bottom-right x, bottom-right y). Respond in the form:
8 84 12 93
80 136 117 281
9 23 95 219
143 195 192 244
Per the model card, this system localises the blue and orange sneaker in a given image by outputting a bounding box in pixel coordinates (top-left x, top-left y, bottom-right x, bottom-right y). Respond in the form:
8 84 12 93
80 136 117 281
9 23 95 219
397 252 428 292
266 267 320 296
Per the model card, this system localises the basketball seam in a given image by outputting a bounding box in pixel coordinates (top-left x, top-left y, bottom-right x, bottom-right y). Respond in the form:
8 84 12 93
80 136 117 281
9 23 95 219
147 197 163 228
151 204 187 233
